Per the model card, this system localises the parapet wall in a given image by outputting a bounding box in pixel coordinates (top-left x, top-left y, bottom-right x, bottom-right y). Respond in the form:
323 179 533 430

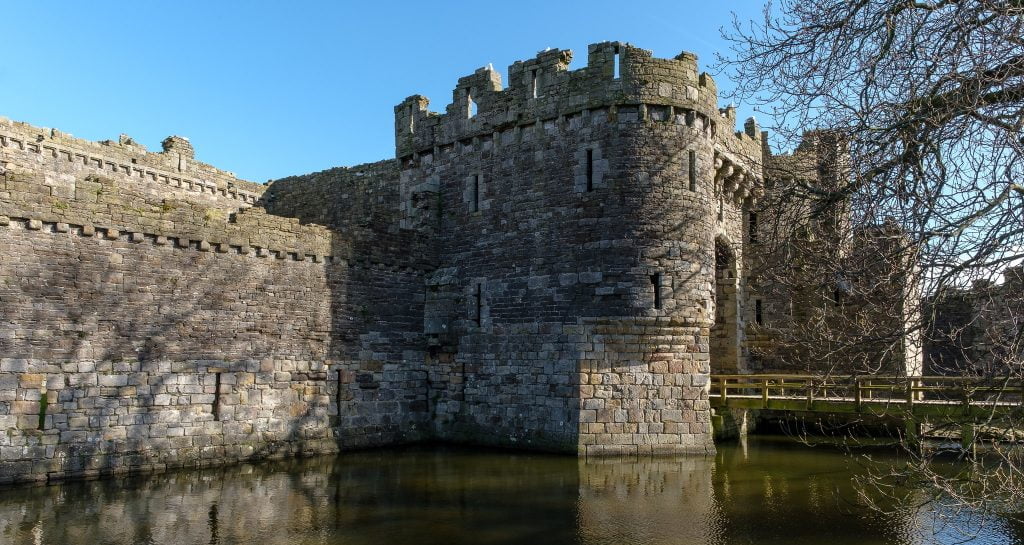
0 166 330 263
395 42 762 171
0 117 265 211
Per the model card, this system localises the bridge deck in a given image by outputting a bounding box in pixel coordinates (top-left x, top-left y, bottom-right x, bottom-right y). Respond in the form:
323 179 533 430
709 374 1022 420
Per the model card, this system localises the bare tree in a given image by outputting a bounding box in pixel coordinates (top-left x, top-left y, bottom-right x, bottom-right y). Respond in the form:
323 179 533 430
718 0 1024 531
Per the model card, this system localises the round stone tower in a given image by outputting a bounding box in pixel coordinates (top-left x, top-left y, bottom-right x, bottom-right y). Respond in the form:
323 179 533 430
396 42 763 455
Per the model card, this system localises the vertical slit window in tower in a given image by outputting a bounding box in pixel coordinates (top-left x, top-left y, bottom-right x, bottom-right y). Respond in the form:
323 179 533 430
531 69 539 98
613 47 621 79
336 369 343 416
718 197 724 221
749 211 759 243
755 299 763 325
37 385 47 430
472 174 480 212
213 372 222 421
586 149 594 192
468 89 477 118
475 283 483 326
688 150 697 191
408 105 415 132
651 273 662 309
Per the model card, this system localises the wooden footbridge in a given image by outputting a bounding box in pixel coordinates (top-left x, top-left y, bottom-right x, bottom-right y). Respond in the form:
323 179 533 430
709 374 1023 448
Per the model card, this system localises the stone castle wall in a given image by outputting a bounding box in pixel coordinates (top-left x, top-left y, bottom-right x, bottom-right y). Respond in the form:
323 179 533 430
2 40 776 483
0 121 429 484
925 268 1024 375
744 135 924 377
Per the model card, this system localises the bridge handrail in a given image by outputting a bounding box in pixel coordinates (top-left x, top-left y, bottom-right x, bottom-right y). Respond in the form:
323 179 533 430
712 374 1018 382
710 373 1024 408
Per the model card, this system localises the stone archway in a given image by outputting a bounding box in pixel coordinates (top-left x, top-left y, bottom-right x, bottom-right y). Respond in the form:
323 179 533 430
711 238 740 374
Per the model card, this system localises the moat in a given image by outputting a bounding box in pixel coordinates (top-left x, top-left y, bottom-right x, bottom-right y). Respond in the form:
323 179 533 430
1 436 1018 545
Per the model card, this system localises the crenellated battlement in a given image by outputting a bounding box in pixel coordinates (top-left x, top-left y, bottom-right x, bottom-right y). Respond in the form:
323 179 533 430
0 117 265 209
394 42 760 172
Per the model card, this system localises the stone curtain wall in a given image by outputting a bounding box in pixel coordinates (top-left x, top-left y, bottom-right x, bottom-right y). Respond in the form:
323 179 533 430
0 218 337 481
257 156 436 448
261 160 402 235
260 159 436 269
400 42 762 455
0 124 428 484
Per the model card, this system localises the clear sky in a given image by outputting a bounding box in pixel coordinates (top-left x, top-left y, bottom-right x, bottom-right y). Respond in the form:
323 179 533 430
1 1 766 183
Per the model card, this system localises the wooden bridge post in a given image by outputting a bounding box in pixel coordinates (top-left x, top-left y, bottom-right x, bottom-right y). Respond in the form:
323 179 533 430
720 377 728 403
762 378 769 408
854 376 862 412
906 378 916 407
962 384 972 417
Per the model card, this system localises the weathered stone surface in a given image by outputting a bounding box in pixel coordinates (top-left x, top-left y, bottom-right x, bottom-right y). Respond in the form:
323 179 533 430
0 41 781 483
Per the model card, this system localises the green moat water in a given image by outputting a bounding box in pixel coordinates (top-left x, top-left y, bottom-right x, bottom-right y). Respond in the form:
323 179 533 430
1 436 1020 545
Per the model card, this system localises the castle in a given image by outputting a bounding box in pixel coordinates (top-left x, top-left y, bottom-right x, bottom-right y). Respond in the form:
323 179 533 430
0 42 917 484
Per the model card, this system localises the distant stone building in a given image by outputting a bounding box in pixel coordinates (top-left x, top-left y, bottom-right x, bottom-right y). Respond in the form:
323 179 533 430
0 42 920 484
925 268 1024 376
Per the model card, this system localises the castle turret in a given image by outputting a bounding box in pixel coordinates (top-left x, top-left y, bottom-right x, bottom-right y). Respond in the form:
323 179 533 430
397 42 763 455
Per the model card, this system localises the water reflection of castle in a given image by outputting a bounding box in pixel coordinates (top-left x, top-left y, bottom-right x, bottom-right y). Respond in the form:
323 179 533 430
3 440 1019 544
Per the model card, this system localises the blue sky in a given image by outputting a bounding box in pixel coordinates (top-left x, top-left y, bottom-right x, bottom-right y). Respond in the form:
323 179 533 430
1 1 766 182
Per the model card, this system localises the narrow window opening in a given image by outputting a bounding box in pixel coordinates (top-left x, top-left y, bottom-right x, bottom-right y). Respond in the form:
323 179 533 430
472 174 480 212
586 149 594 192
531 69 539 98
475 283 483 326
749 211 759 243
336 369 343 416
38 385 48 430
718 198 724 221
651 273 662 309
755 299 763 325
687 150 697 191
468 89 477 118
213 372 222 421
613 47 621 79
408 105 415 132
